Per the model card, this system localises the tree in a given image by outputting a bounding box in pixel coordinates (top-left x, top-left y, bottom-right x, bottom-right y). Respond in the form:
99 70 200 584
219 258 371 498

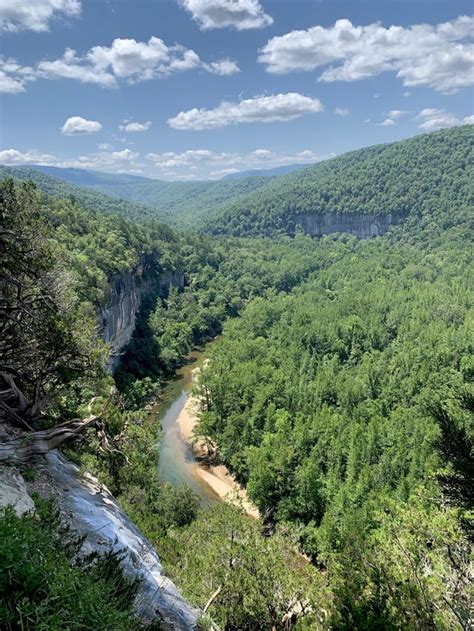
172 503 321 630
0 180 103 431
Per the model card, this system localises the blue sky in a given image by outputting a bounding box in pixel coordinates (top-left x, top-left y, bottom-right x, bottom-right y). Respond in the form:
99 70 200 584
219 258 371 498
1 0 473 180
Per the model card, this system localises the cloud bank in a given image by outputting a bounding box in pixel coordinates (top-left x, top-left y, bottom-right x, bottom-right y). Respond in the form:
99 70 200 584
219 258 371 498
0 35 239 93
259 16 474 93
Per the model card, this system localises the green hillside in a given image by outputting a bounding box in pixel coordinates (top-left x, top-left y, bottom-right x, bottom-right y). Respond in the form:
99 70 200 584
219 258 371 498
21 164 276 222
202 126 474 236
0 165 168 223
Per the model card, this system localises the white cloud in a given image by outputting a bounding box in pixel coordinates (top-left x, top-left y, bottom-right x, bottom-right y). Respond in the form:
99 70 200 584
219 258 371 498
204 58 240 75
259 16 474 93
0 68 25 92
378 118 396 126
178 0 272 30
388 110 408 119
416 108 474 130
376 110 409 126
4 37 239 92
38 48 117 87
334 107 350 117
168 93 323 130
119 121 152 133
0 144 330 180
0 57 38 93
0 146 141 172
0 148 58 165
0 0 80 32
61 116 102 135
146 146 327 179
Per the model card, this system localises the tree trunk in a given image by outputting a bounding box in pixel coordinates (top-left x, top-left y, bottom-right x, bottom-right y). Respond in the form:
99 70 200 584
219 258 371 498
0 414 98 464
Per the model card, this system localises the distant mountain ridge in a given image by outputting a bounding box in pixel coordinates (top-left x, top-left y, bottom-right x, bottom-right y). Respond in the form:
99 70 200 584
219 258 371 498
223 163 314 179
0 165 167 223
23 165 152 186
10 165 275 224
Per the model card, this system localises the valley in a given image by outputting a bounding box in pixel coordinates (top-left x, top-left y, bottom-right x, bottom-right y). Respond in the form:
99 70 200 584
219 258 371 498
1 125 473 630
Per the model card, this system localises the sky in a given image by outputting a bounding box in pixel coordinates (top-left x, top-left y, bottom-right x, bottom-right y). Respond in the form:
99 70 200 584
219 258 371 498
0 0 473 181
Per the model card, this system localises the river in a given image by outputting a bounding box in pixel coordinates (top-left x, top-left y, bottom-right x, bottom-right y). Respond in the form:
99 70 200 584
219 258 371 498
156 346 218 503
155 341 258 517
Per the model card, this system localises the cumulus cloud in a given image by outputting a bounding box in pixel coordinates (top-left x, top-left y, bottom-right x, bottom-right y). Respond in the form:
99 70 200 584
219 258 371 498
388 110 408 119
0 0 80 32
0 69 25 92
146 147 327 179
0 57 38 93
378 118 396 127
376 110 409 126
2 37 239 92
178 0 272 30
0 144 329 180
61 116 102 135
119 121 152 133
0 146 141 172
259 16 474 93
204 58 240 75
0 148 58 165
334 107 349 117
168 93 323 130
416 108 474 130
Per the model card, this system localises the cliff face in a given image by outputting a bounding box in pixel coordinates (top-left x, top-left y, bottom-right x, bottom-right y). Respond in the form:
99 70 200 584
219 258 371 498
1 455 199 629
100 261 184 371
296 212 397 238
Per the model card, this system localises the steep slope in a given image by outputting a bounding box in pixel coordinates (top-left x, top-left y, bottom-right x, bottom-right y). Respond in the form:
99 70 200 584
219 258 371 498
201 126 474 237
0 165 168 223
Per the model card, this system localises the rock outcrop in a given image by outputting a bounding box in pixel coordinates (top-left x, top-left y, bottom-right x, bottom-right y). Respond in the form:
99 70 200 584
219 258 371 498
100 259 184 371
0 467 35 516
296 212 397 238
0 455 199 629
45 451 199 629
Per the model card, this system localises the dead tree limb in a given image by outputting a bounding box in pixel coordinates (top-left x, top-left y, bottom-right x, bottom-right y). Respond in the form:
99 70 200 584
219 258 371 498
0 396 112 465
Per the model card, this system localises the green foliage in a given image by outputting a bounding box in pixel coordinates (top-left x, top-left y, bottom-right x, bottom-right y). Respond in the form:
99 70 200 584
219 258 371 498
195 213 473 561
0 164 167 223
326 494 472 630
170 503 321 630
0 179 106 427
201 126 474 236
0 498 152 630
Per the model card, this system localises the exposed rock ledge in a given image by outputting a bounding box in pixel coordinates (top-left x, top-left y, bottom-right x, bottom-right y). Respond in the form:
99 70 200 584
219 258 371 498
101 261 184 371
296 212 398 238
0 453 199 630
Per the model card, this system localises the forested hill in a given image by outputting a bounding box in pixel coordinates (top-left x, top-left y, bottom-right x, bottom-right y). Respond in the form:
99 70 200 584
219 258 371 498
201 125 474 236
21 164 276 222
0 165 167 223
4 127 471 234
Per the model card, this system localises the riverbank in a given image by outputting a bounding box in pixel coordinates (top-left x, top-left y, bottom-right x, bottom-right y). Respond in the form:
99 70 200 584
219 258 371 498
176 367 259 519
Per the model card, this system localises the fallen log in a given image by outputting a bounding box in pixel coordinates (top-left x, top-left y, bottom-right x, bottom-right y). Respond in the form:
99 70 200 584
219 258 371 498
0 414 99 464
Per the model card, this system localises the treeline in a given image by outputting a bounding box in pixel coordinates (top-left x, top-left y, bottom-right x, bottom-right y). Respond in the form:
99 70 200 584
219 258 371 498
201 125 473 236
